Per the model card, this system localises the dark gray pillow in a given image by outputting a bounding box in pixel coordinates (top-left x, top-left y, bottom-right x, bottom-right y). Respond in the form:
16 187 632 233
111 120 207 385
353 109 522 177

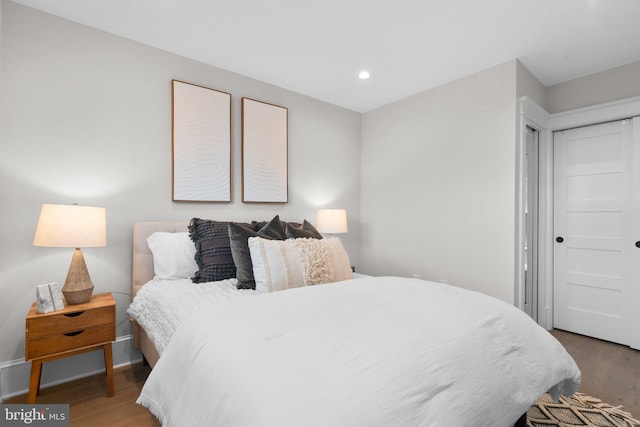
285 220 323 239
257 216 287 240
229 215 286 289
188 218 240 283
253 220 299 234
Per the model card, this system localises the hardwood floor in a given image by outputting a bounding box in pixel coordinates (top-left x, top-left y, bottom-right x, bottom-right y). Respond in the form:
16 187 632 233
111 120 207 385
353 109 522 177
550 329 640 416
3 329 639 425
3 363 160 427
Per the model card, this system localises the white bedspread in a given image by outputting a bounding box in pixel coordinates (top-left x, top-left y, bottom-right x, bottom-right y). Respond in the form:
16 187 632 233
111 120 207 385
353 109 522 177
127 278 259 354
137 276 580 427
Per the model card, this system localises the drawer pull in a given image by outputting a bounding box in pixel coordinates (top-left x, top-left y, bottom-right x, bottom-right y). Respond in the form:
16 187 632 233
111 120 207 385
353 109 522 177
63 330 85 337
64 311 85 318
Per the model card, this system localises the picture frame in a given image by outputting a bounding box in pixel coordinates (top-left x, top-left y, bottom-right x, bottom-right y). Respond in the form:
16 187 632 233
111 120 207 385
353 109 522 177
36 282 64 314
241 97 288 203
172 80 232 202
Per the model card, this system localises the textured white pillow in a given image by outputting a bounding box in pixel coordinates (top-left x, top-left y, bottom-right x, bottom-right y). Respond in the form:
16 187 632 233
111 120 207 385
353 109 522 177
248 237 353 293
147 232 198 280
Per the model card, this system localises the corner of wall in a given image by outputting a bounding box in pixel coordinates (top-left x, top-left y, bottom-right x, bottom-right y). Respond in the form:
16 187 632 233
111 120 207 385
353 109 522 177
516 60 547 112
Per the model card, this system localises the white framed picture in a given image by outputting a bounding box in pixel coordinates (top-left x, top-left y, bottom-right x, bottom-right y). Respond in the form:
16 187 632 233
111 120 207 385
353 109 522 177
172 80 232 202
242 97 288 203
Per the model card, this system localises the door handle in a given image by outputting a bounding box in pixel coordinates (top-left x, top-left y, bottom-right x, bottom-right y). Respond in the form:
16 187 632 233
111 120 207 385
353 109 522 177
556 237 564 243
636 241 640 248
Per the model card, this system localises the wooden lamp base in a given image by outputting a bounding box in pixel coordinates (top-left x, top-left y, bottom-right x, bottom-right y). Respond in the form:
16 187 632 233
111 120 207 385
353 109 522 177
62 248 95 304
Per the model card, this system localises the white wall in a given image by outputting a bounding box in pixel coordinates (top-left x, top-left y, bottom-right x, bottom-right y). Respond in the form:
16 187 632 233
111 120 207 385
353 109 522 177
545 61 640 114
516 60 546 110
0 1 3 80
0 0 361 369
360 61 518 303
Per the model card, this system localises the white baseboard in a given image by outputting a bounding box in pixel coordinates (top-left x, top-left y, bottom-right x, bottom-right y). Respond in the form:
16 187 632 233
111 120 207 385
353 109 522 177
0 335 143 401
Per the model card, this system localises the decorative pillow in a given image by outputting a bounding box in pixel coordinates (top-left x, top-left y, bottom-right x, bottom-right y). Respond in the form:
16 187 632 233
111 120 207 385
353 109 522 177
146 232 198 280
248 236 352 293
285 220 323 239
188 218 238 283
253 220 302 234
229 215 287 290
256 216 287 240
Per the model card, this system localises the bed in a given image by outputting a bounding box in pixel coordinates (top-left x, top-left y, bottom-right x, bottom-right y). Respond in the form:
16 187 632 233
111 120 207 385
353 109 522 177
129 220 581 427
130 221 189 368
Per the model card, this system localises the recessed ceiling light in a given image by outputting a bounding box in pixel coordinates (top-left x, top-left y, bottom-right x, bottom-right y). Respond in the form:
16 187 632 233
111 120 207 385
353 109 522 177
358 71 370 80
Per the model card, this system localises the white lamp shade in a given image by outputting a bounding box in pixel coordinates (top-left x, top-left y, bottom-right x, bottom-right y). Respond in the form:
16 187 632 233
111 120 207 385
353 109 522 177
316 209 348 234
33 203 107 248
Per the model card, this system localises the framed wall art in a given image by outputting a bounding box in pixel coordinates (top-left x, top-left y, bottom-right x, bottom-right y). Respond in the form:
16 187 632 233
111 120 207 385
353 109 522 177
172 80 231 202
242 97 288 203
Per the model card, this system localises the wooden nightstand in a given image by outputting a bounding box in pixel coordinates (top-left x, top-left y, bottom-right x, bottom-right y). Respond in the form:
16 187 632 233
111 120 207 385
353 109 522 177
25 293 116 403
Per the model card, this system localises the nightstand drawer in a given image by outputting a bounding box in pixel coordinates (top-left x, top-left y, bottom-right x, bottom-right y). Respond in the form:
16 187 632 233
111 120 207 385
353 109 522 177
27 323 115 359
27 305 114 339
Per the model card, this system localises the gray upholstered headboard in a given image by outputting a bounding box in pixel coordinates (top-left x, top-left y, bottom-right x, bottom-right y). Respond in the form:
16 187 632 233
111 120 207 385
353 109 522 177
132 221 189 298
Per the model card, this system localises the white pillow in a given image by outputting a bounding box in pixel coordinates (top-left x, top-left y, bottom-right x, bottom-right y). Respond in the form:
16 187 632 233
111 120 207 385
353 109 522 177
147 232 198 280
248 236 352 293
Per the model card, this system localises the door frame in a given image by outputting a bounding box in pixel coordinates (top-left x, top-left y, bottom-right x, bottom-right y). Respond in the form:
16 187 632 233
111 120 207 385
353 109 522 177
523 126 539 321
517 95 640 349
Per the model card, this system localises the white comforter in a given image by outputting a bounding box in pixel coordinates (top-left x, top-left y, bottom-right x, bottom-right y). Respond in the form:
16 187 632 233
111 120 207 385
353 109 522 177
127 278 259 354
138 276 580 427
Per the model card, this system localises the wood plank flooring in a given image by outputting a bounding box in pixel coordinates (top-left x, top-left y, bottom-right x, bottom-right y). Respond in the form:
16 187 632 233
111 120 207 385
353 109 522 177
550 329 640 416
4 329 639 425
3 362 160 427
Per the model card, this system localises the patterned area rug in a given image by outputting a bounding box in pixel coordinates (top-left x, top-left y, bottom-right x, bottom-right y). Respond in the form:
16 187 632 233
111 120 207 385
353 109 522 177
528 393 640 427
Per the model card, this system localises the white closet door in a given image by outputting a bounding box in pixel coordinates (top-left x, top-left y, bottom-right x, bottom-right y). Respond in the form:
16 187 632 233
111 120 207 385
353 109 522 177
553 119 633 345
631 117 640 350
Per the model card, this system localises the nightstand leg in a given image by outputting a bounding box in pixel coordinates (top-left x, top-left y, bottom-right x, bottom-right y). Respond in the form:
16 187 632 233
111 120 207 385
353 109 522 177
37 369 42 395
28 360 43 404
103 343 115 397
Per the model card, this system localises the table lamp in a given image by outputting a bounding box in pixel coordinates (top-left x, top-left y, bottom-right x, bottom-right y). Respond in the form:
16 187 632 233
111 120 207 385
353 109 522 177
33 203 106 304
316 209 348 236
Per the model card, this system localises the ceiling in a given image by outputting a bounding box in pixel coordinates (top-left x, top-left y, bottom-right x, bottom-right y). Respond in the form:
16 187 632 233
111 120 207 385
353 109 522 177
10 0 640 112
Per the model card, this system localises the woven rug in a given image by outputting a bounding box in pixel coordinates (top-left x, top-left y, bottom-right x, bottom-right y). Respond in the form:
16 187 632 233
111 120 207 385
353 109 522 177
528 393 640 427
